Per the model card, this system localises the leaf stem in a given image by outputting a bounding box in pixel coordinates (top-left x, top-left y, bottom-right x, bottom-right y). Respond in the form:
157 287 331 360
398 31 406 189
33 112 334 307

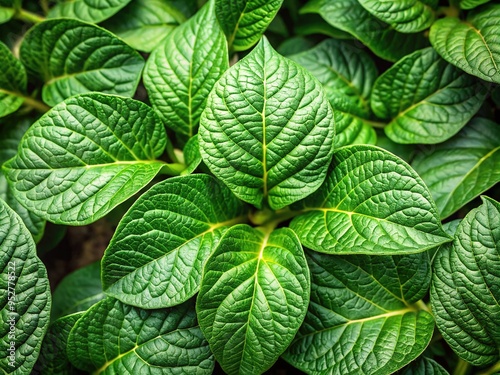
165 139 181 164
22 95 51 113
478 361 500 375
249 206 300 227
159 163 185 176
14 7 45 23
453 358 471 375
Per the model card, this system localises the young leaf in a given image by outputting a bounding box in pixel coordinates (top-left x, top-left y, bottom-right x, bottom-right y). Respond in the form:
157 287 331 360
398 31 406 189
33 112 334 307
48 0 132 23
3 93 167 225
182 134 202 175
20 19 145 106
67 298 214 374
283 250 434 374
399 356 450 375
431 196 500 366
215 0 284 51
301 0 429 62
430 4 500 84
197 225 310 375
102 174 248 309
290 145 451 255
0 6 14 25
199 37 335 210
371 47 488 144
412 118 500 219
143 0 228 136
0 199 51 375
0 41 26 118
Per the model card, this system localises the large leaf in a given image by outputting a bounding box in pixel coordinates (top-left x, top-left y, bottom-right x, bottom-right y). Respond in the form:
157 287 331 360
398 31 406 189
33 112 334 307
283 250 434 374
460 0 490 9
3 93 167 225
143 1 228 136
197 225 310 375
48 0 132 23
215 0 284 51
102 174 248 309
290 145 451 255
371 47 488 144
20 19 145 106
199 37 335 210
0 41 26 118
412 118 500 219
357 0 437 33
0 199 51 374
431 196 500 366
430 4 500 84
67 298 214 374
301 0 428 62
399 356 450 375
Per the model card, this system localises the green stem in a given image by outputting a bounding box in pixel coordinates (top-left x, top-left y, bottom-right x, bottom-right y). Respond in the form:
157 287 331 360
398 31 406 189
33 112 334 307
165 139 181 164
249 206 299 227
437 5 460 18
478 361 500 375
159 163 185 176
453 358 471 375
14 8 45 23
22 95 51 113
40 0 49 14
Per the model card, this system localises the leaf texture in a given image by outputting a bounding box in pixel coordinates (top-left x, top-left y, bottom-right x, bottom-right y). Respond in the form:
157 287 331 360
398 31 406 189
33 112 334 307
460 0 490 9
48 0 132 23
0 41 26 118
399 356 450 375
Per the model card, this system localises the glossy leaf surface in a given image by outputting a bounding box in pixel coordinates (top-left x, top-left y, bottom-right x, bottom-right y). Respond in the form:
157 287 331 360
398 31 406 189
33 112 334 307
460 0 490 9
0 42 26 118
48 0 132 23
182 135 202 175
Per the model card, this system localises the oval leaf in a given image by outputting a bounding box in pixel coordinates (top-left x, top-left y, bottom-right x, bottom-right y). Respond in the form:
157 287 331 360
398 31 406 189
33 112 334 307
67 298 214 374
412 117 500 219
399 356 450 375
430 4 500 83
371 47 488 144
144 0 228 136
0 41 26 118
0 199 51 375
3 93 167 225
199 37 335 210
290 145 451 255
182 134 202 175
431 196 500 366
20 19 145 106
48 0 132 23
283 250 434 375
102 174 248 309
197 225 310 375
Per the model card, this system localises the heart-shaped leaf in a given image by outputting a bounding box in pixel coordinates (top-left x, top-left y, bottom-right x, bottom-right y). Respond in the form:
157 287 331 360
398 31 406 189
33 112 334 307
102 174 248 309
143 0 228 136
371 47 488 144
0 42 26 118
20 19 145 106
430 4 500 83
67 298 214 374
0 199 51 375
399 356 450 375
48 0 132 23
431 196 500 366
197 225 310 375
3 93 168 225
283 250 434 374
412 118 500 219
199 36 335 210
290 145 451 255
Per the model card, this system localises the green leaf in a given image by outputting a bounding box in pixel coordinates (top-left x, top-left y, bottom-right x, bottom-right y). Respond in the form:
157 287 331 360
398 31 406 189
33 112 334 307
430 196 500 366
399 356 450 375
199 37 335 210
290 145 451 255
102 174 248 309
0 199 51 375
371 47 488 144
294 14 354 40
412 117 500 219
48 0 132 23
182 134 202 175
460 0 491 9
215 0 284 51
333 109 377 147
430 4 500 84
301 0 429 62
0 6 14 25
3 93 167 225
20 19 145 106
67 298 214 374
51 261 104 321
143 0 228 136
197 225 310 375
375 129 414 162
283 250 434 375
102 0 186 53
357 0 437 33
0 41 26 118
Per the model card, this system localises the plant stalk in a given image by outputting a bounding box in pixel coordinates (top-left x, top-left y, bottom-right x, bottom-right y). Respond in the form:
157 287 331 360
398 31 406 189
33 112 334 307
453 358 471 375
22 95 51 113
159 163 186 176
14 8 45 23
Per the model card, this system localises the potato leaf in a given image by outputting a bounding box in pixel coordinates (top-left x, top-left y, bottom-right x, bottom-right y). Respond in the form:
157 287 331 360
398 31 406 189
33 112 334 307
0 42 26 118
399 356 450 375
48 0 132 23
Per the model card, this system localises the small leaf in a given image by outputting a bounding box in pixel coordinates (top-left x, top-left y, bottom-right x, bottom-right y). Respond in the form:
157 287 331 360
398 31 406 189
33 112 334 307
460 0 490 9
215 0 284 51
399 356 450 375
430 4 500 84
333 109 377 147
197 225 310 375
371 47 488 144
283 250 434 375
431 196 500 366
0 199 51 375
143 0 228 136
199 37 335 210
412 117 500 219
20 19 145 106
182 135 202 175
0 41 26 118
48 0 132 23
67 298 214 373
290 145 451 255
0 6 14 25
3 93 167 225
102 174 248 309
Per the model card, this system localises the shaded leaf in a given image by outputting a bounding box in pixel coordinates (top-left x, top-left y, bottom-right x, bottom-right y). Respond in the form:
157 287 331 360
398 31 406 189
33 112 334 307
182 135 202 175
460 0 490 9
48 0 132 23
398 356 450 375
0 41 26 118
